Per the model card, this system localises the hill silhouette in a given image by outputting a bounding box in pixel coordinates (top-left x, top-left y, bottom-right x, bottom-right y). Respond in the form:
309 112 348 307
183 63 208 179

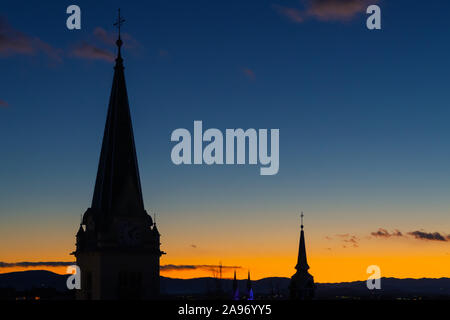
1 271 449 299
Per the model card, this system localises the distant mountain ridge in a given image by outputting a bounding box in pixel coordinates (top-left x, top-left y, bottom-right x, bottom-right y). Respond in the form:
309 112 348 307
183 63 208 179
1 270 449 299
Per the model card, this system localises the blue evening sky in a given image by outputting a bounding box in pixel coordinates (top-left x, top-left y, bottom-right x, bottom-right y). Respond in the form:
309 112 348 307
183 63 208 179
1 0 450 255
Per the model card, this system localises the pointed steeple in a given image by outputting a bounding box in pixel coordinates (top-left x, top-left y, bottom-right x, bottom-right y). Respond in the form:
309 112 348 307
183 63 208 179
232 270 239 300
90 11 145 227
246 271 254 300
295 212 309 271
289 212 315 300
152 211 160 237
74 13 163 300
76 224 84 236
76 224 85 251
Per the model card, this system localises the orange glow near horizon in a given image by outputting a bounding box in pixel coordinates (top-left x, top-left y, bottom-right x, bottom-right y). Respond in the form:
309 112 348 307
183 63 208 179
1 251 449 283
1 215 449 282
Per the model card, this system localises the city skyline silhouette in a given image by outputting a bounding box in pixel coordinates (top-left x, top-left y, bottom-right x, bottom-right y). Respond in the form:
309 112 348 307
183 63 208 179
1 1 450 288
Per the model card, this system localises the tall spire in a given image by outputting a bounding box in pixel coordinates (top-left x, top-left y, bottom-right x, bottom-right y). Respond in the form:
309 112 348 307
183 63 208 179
295 212 309 271
90 9 145 226
289 212 315 300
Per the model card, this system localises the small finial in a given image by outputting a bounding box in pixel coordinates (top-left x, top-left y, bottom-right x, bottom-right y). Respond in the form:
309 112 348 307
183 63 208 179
301 211 304 229
113 8 125 56
114 9 125 40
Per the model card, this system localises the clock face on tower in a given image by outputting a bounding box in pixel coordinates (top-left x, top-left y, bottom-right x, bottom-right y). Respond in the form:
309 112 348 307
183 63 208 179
118 221 142 246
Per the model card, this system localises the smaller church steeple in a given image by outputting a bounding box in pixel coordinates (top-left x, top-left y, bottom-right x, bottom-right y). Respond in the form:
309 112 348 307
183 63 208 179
246 271 254 300
295 212 310 272
232 270 239 300
152 212 159 234
289 212 315 300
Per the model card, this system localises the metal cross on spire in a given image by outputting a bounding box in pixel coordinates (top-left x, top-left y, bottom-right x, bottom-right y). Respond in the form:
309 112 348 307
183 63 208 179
113 8 126 39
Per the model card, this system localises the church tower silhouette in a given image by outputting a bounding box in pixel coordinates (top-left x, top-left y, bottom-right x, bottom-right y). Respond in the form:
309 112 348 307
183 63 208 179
73 10 163 300
289 212 315 299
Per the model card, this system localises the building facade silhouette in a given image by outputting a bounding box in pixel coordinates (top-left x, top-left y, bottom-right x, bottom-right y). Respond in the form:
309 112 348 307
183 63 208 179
73 16 163 300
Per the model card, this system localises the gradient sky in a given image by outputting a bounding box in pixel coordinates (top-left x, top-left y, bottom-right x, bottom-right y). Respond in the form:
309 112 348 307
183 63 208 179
1 0 450 282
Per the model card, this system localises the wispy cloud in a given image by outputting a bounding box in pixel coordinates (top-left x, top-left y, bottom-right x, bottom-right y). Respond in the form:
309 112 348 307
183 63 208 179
159 49 169 57
0 17 61 61
343 236 359 248
0 262 242 273
70 27 139 63
0 261 74 268
371 228 403 238
93 27 116 46
0 99 9 108
274 0 378 24
0 18 33 55
0 19 139 64
273 5 304 23
308 0 375 21
71 42 115 62
336 234 359 248
408 231 448 242
243 68 255 80
370 228 449 242
161 264 241 272
93 27 139 49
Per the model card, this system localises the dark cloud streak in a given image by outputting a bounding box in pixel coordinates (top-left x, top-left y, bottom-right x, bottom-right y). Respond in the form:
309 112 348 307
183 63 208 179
408 231 447 242
0 261 75 268
0 262 242 273
370 228 449 242
161 264 241 272
371 228 403 238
